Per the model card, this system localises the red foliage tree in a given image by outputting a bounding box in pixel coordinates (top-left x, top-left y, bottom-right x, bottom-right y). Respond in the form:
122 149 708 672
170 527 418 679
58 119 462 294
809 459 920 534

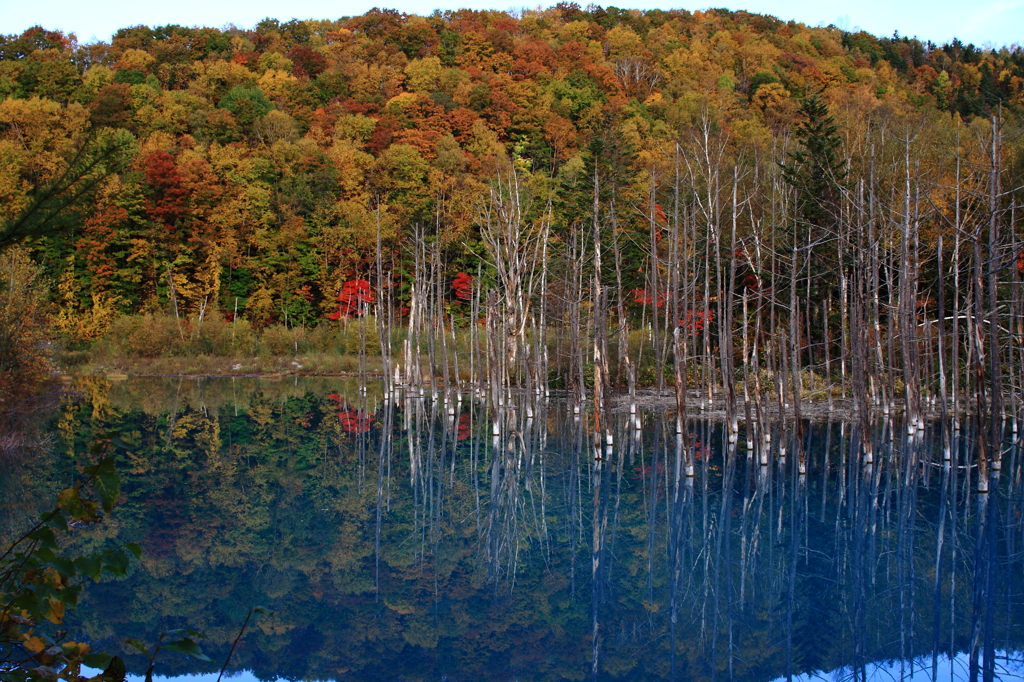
143 150 187 228
630 287 667 308
328 279 375 319
365 114 400 155
679 309 714 335
78 204 128 289
452 272 473 301
288 45 328 78
654 203 668 224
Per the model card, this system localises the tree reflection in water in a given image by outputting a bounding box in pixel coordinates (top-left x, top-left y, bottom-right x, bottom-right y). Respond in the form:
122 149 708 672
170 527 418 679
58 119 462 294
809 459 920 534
4 377 1022 682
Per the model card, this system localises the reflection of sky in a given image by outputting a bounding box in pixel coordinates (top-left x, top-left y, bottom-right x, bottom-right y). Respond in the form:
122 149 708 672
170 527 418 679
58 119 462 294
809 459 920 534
769 651 1024 682
82 670 294 682
83 652 1024 682
0 0 1020 49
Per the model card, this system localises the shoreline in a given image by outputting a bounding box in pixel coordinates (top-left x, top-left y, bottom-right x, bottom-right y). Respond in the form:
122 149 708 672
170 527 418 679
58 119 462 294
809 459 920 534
55 369 963 425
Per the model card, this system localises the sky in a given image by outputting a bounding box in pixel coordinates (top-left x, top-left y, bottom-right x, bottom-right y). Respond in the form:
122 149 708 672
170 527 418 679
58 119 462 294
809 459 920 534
0 0 1020 49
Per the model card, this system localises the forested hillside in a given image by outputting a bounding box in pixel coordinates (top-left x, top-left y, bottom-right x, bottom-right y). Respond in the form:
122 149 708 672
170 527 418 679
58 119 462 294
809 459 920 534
0 5 1022 404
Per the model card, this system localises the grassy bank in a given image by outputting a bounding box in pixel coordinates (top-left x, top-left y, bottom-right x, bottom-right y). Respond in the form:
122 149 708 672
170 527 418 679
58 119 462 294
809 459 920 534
58 313 385 378
63 353 380 378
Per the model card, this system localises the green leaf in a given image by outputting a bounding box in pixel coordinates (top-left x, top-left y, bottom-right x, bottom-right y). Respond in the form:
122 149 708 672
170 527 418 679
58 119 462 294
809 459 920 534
75 556 102 580
86 437 108 457
163 638 212 662
94 655 126 682
124 639 149 656
29 526 58 550
57 488 88 519
52 556 77 578
253 606 272 615
90 457 120 513
58 584 81 608
43 513 68 532
110 436 135 450
164 628 204 638
82 652 112 668
10 594 42 621
124 543 142 560
102 550 130 577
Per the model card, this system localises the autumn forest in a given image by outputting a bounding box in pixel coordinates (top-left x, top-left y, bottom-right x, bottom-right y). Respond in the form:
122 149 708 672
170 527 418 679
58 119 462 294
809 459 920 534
0 5 1023 420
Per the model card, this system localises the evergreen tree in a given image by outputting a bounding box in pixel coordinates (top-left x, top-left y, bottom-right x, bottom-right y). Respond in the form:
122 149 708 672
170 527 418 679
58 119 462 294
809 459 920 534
780 93 848 232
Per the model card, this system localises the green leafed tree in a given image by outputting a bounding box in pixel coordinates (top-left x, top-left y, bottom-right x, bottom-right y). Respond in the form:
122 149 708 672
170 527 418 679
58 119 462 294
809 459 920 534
218 85 272 128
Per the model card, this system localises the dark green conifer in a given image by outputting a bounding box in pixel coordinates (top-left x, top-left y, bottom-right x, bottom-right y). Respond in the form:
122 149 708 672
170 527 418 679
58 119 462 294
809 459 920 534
780 93 849 231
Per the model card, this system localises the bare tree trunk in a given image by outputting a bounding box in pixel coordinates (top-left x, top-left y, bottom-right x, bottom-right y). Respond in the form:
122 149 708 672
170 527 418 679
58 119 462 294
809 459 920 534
648 170 663 393
592 162 611 447
375 201 392 393
612 195 628 388
724 169 739 440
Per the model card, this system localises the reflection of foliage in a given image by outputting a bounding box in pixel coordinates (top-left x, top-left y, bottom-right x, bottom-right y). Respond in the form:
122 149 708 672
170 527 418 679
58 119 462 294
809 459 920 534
10 379 1022 682
327 392 374 433
125 628 211 682
0 439 136 682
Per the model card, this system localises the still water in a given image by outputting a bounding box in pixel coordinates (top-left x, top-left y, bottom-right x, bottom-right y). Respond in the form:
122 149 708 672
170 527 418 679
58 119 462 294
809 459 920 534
3 377 1023 681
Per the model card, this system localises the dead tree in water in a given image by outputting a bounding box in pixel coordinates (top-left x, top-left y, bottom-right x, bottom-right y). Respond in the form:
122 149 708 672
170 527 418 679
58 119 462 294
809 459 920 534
669 146 688 446
374 202 393 394
592 163 611 446
477 160 546 395
647 170 664 393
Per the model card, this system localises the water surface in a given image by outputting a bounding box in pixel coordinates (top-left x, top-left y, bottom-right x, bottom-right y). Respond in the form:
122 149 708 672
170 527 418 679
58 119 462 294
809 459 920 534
3 377 1023 681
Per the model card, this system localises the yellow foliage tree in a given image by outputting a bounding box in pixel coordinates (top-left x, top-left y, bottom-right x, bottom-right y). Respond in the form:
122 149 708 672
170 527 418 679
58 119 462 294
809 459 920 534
0 247 51 401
